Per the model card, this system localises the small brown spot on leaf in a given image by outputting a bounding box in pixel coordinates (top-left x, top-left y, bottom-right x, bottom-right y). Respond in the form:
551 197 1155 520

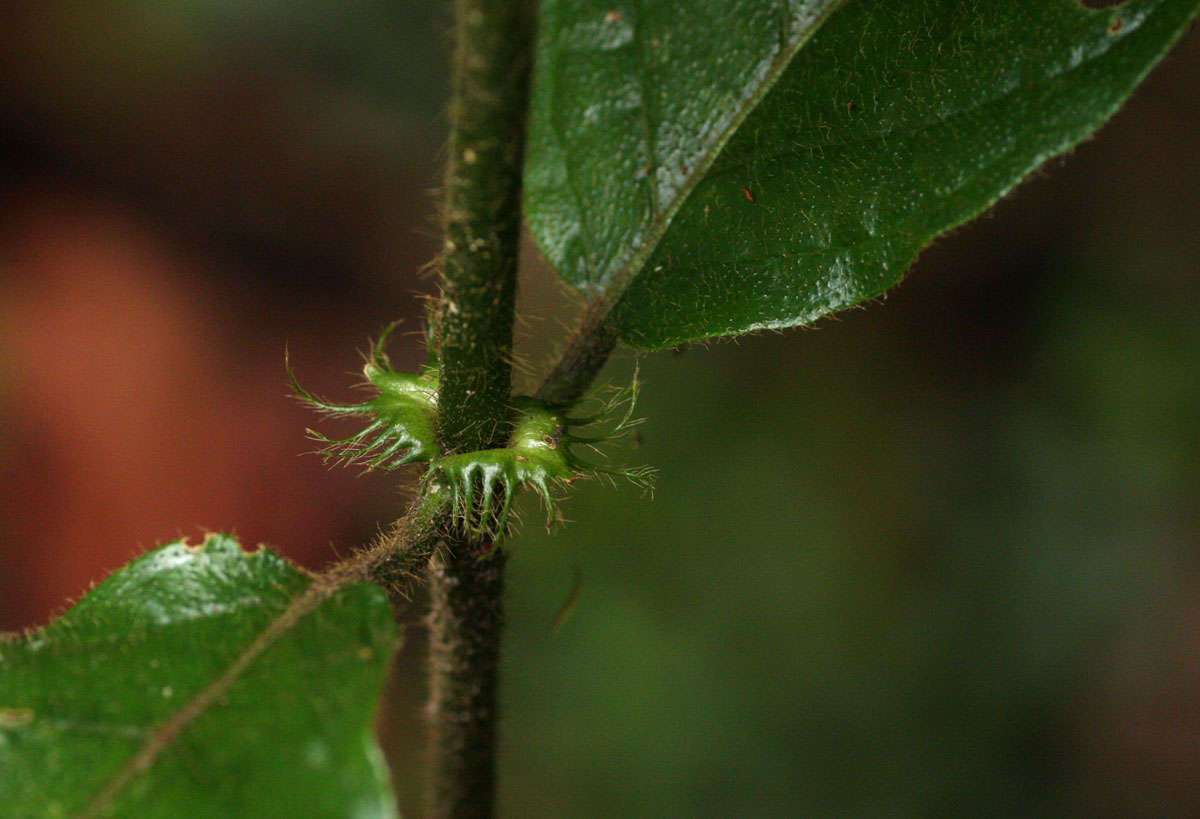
1108 16 1124 35
604 9 624 24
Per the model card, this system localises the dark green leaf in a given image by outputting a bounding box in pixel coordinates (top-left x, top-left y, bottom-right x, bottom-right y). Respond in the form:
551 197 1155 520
525 0 1200 349
0 535 398 818
524 0 846 293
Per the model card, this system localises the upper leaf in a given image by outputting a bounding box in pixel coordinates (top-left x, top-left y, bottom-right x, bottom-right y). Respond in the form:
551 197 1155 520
525 0 1200 349
0 535 398 818
524 0 846 293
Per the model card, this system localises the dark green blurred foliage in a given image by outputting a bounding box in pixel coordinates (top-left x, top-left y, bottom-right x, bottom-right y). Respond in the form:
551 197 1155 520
500 235 1199 815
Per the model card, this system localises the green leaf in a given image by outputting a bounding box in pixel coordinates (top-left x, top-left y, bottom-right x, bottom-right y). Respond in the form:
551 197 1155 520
0 535 398 818
524 0 847 293
525 0 1200 349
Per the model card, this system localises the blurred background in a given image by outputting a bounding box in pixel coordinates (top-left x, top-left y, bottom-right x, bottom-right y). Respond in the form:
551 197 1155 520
1 2 1198 816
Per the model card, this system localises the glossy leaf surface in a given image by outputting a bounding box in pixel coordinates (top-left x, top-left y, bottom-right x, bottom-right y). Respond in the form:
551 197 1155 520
0 535 398 818
524 0 846 293
525 0 1200 348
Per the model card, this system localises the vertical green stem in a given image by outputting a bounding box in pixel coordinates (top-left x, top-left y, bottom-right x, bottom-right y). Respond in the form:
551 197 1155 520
437 0 531 453
429 0 532 816
426 549 508 816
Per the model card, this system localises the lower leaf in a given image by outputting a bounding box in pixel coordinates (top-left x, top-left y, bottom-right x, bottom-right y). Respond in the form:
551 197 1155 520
0 535 398 818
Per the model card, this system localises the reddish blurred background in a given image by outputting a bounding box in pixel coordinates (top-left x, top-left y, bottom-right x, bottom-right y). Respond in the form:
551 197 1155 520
0 0 447 627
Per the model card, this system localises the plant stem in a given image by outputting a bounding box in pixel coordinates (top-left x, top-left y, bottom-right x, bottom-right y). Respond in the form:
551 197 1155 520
536 306 620 406
426 547 508 817
437 0 532 454
428 0 532 816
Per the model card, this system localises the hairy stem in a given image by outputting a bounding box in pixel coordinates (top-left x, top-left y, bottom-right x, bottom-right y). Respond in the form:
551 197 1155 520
535 306 620 407
437 0 532 453
426 546 508 817
428 0 533 816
